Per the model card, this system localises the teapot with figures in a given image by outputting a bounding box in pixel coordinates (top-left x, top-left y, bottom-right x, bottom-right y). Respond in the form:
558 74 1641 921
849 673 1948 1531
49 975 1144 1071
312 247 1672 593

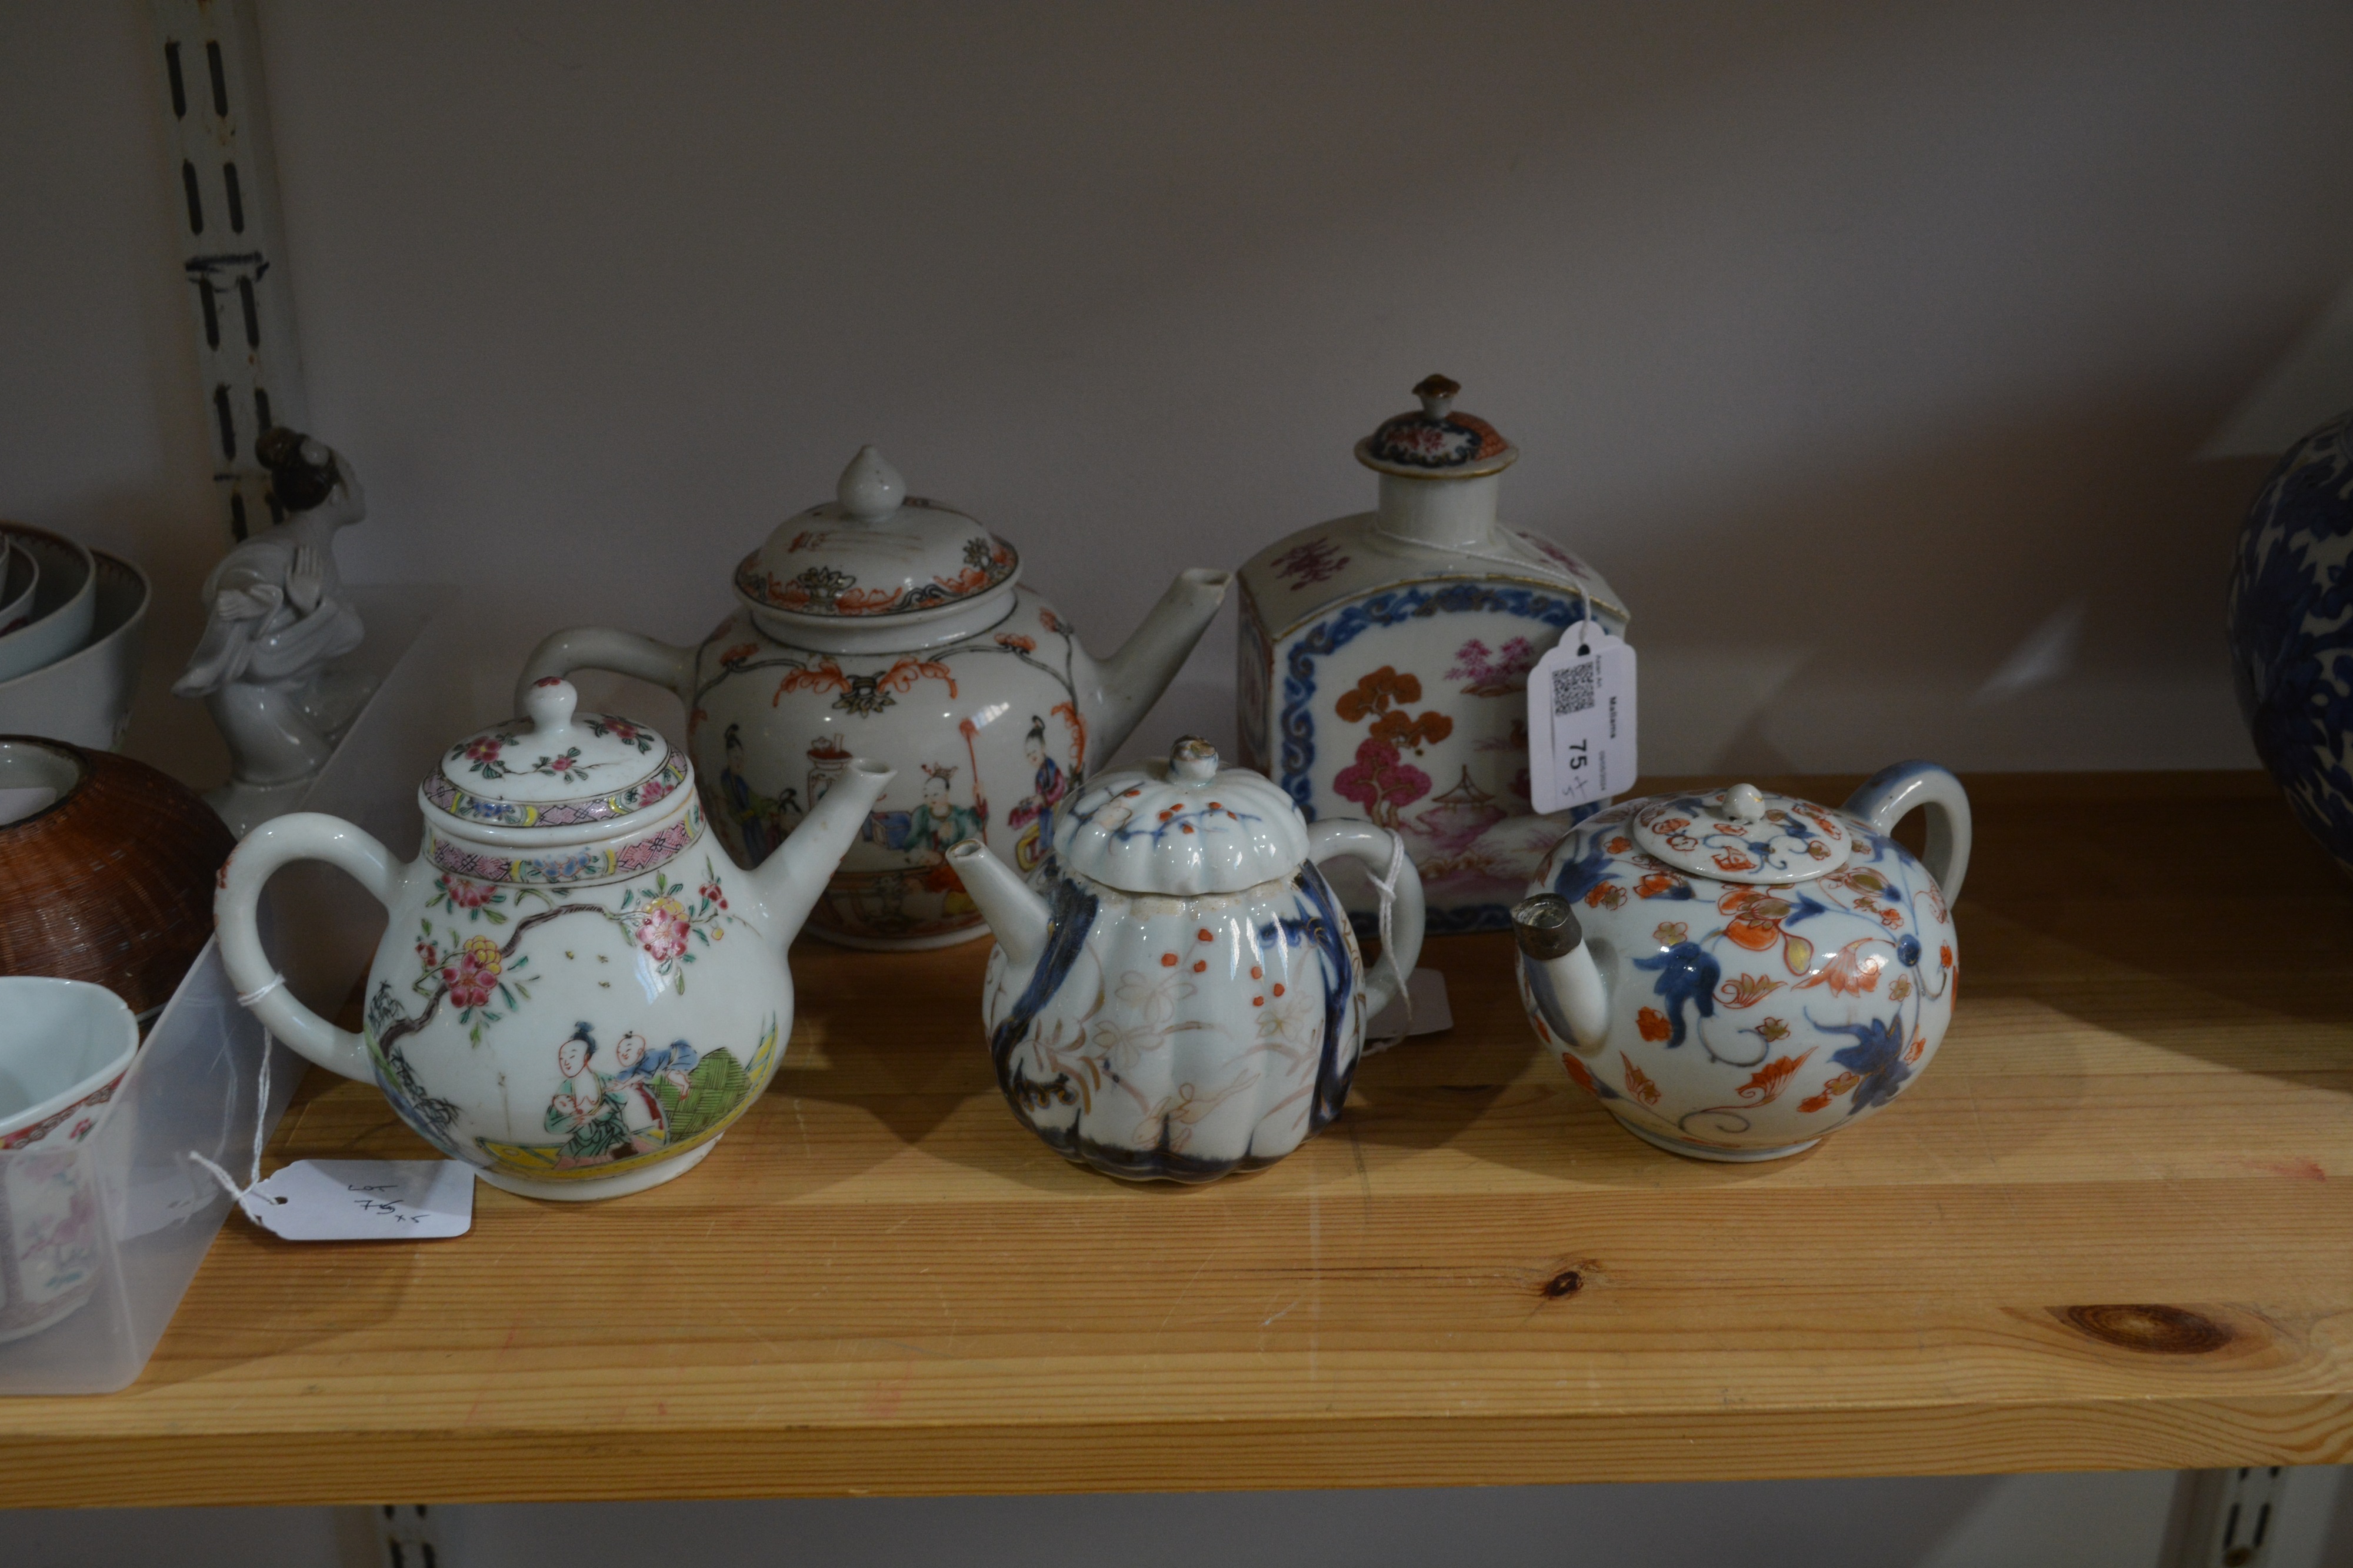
215 677 891 1200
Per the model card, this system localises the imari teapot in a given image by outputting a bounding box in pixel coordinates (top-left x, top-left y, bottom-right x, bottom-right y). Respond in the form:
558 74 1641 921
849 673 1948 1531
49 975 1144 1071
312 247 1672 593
946 737 1426 1183
215 678 891 1200
1511 762 1969 1162
520 445 1229 951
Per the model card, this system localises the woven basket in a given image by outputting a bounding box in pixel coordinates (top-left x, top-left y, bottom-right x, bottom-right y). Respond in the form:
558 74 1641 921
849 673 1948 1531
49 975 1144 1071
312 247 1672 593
0 737 234 1020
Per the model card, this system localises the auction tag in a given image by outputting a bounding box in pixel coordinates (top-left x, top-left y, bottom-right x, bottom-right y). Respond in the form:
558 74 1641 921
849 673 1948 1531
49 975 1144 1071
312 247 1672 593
1527 619 1637 812
239 1159 474 1241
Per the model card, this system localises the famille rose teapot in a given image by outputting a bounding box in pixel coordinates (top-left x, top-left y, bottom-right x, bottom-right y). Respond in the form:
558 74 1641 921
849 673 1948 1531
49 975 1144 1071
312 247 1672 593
519 446 1230 952
947 736 1426 1183
215 678 891 1200
1511 762 1969 1163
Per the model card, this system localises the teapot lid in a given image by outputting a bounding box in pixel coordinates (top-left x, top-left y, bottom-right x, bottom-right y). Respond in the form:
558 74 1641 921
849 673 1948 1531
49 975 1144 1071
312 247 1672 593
734 445 1021 622
1629 783 1855 885
422 678 688 829
1055 738 1309 896
1355 374 1519 479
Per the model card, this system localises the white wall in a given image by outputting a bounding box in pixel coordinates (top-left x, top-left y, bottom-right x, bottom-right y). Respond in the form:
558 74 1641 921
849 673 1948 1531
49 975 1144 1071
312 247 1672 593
6 1 2351 789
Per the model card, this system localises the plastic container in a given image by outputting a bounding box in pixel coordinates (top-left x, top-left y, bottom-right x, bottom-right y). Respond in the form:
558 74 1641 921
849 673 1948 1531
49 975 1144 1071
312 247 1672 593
0 582 452 1393
0 939 299 1392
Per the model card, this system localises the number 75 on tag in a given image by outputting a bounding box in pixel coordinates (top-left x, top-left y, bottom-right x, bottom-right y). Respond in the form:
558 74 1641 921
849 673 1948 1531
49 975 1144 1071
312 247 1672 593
1527 622 1637 812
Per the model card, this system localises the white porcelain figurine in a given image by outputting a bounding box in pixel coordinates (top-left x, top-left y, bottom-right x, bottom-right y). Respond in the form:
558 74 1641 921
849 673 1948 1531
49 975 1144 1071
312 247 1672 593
214 678 891 1200
521 445 1229 951
1511 762 1968 1162
174 427 374 835
1237 376 1629 935
948 736 1425 1183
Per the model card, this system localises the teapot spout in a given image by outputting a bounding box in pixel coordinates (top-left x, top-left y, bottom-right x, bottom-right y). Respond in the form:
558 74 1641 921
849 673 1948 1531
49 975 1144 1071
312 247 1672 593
1511 894 1610 1052
1085 568 1231 762
944 839 1049 969
748 757 894 946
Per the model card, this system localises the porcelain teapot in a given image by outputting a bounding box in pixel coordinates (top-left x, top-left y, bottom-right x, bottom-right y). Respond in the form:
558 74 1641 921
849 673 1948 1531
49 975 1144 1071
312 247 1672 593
946 736 1427 1183
1511 762 1968 1162
215 677 891 1200
518 446 1230 952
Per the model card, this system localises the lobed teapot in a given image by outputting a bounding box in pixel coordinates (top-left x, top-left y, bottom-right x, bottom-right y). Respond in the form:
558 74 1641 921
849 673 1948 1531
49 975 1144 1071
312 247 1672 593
215 678 891 1200
948 737 1426 1183
1511 762 1968 1162
519 446 1230 952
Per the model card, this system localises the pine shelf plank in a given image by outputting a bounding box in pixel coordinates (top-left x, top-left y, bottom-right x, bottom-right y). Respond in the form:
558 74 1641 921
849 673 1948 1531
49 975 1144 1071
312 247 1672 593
0 770 2347 1506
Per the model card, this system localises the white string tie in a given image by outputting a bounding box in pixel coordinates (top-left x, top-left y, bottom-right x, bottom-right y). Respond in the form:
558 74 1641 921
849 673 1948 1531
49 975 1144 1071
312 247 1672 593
1361 832 1414 1056
235 972 287 1008
188 1029 281 1219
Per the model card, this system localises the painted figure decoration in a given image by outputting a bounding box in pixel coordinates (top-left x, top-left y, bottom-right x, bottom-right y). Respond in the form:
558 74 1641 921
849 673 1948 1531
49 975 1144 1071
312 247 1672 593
521 445 1230 949
1511 763 1969 1162
215 677 891 1200
947 736 1427 1183
1237 376 1630 935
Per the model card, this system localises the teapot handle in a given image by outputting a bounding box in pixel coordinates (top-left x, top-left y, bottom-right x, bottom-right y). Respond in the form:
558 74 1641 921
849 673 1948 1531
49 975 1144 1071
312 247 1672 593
515 627 695 713
1842 762 1972 904
1304 819 1427 1021
215 812 406 1083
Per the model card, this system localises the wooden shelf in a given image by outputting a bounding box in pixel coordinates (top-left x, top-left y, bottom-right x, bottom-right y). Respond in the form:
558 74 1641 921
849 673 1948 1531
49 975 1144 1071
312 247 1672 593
2 770 2349 1506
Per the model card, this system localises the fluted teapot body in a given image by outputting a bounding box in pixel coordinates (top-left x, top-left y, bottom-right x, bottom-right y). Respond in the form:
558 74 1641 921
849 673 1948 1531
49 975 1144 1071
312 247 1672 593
522 448 1229 951
215 679 891 1200
948 738 1426 1183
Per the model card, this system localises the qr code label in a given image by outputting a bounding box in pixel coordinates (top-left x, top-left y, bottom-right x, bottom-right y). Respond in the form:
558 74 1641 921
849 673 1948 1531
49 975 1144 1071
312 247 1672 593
1551 659 1597 716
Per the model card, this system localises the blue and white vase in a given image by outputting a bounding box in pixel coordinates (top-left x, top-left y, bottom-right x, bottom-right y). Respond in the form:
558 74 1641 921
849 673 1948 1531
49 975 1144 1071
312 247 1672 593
2226 409 2353 876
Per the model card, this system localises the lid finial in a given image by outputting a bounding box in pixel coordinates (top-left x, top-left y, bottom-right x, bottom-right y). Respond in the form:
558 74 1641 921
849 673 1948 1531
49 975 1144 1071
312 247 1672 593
1169 736 1219 782
524 676 579 740
837 444 907 523
1413 373 1461 419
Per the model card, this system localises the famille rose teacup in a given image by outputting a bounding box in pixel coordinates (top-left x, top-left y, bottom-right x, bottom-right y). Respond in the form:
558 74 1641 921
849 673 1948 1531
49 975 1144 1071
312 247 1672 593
0 976 136 1342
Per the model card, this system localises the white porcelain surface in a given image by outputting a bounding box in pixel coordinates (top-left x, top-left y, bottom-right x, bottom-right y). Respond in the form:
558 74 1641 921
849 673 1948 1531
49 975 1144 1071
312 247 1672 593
949 740 1425 1182
0 552 147 751
1237 378 1628 935
174 434 371 824
0 525 95 685
0 544 36 638
0 978 137 1151
214 680 892 1200
521 446 1230 949
1513 761 1969 1161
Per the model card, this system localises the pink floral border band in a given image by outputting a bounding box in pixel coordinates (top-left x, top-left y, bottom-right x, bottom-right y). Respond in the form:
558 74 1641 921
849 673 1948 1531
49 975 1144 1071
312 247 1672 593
428 803 703 887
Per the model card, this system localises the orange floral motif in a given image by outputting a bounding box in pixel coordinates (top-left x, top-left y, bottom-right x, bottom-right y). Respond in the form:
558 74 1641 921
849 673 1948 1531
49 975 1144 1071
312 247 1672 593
1799 1069 1862 1114
1733 1050 1814 1105
1607 836 1633 854
1636 1006 1672 1042
1797 938 1885 995
1877 906 1905 930
1940 944 1954 970
1903 1032 1927 1063
1888 974 1912 1002
1336 666 1422 722
718 642 761 668
1368 708 1455 752
1718 972 1785 1009
1560 1052 1600 1096
1754 1016 1792 1042
1634 869 1689 899
1585 883 1628 911
1654 922 1688 946
1620 1054 1662 1107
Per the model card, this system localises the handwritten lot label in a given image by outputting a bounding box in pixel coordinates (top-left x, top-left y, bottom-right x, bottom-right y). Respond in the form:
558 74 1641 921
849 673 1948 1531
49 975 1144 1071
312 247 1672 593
1527 619 1637 812
242 1159 474 1241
